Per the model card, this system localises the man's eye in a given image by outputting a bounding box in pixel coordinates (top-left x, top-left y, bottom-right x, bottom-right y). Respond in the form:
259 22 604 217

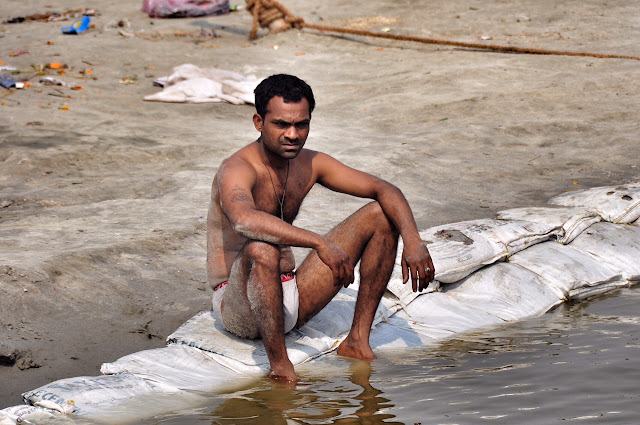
296 123 309 130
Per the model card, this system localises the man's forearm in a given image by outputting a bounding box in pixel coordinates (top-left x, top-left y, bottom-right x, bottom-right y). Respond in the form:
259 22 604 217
374 182 422 244
232 210 326 250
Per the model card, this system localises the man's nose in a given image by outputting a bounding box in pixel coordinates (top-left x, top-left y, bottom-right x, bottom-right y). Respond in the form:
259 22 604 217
284 125 299 141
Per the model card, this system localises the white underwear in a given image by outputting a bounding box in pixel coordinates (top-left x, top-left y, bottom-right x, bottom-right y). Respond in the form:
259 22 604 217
212 271 299 334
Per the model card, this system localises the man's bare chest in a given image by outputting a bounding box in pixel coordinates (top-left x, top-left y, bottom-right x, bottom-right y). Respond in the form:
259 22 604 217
252 174 313 222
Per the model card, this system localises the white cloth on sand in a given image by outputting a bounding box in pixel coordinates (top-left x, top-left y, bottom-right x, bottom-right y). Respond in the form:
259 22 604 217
144 64 260 104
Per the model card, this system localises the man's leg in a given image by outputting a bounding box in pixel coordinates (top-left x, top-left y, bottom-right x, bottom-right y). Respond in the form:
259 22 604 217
295 201 399 360
221 241 296 381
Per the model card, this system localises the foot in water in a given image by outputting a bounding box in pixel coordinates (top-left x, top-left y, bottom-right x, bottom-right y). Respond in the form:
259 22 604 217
268 365 299 383
337 335 376 361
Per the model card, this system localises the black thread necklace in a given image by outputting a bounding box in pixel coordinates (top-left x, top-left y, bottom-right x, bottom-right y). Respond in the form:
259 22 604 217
260 149 289 221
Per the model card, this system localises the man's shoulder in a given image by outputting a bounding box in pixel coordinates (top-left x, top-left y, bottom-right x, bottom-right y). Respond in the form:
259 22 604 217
215 149 259 187
220 144 259 170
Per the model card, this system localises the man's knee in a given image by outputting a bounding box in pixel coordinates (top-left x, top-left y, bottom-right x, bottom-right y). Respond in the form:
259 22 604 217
362 201 399 237
243 240 281 271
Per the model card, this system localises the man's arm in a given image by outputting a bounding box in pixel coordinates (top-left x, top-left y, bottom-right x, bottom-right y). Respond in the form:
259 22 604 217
314 153 435 291
218 158 354 285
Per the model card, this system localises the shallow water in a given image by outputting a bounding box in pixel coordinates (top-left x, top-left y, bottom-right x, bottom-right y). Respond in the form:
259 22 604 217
150 286 640 425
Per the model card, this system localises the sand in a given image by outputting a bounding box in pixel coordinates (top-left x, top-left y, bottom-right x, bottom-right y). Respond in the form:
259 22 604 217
1 0 639 407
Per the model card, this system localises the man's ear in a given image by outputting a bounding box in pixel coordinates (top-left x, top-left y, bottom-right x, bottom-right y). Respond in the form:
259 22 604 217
253 113 263 132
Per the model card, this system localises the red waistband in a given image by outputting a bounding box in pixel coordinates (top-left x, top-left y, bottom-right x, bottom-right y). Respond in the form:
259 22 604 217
214 271 295 291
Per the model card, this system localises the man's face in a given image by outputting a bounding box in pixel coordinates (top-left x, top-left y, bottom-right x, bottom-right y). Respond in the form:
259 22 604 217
253 96 311 160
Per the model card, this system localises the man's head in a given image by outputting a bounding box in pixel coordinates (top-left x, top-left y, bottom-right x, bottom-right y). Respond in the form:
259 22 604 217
254 74 315 120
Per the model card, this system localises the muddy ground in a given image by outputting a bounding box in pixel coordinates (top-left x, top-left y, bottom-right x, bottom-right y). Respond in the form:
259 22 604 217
1 0 639 407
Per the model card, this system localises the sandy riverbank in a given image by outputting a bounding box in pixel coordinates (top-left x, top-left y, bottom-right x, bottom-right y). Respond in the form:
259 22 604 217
1 0 639 407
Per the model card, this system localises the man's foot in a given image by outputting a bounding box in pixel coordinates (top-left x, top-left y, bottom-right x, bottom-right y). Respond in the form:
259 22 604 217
268 364 299 383
337 336 376 361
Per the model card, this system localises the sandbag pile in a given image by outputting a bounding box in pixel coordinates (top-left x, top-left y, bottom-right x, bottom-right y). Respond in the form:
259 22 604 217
2 183 639 424
144 64 260 104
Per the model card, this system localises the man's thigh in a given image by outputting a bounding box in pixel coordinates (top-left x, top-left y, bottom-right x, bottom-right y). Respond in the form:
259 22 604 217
295 202 392 325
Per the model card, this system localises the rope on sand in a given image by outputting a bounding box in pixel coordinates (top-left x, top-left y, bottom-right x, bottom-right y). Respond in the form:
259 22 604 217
245 0 640 61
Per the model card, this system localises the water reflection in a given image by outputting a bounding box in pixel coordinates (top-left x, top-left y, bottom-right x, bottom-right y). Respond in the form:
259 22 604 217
203 361 402 424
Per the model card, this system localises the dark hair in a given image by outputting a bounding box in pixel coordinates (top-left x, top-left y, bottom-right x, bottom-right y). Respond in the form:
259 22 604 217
254 74 315 119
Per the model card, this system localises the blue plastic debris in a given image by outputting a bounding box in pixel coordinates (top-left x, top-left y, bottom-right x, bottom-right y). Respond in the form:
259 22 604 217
62 15 91 34
0 74 18 89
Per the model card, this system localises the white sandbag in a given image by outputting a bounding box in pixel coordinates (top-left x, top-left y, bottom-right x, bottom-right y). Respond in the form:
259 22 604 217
495 206 601 244
566 222 640 281
0 405 56 425
167 283 402 374
508 241 625 300
101 344 250 393
385 272 439 307
483 218 562 254
370 317 439 350
411 220 508 284
406 218 556 286
398 291 504 333
549 183 640 224
442 262 563 322
372 292 504 350
22 373 159 416
386 217 558 303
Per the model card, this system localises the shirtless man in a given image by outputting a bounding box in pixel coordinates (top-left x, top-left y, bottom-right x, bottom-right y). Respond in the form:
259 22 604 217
207 74 434 382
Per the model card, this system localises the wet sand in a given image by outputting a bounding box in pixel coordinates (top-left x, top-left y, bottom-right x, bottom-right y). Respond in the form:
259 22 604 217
1 0 639 407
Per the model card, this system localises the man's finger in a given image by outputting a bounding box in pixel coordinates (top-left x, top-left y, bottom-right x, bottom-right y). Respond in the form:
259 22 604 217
401 256 408 284
427 258 435 282
418 267 426 292
332 263 342 287
411 268 418 292
343 263 352 288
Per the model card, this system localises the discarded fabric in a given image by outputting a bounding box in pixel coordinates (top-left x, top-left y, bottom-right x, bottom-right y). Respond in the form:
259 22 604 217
144 64 259 104
142 0 230 18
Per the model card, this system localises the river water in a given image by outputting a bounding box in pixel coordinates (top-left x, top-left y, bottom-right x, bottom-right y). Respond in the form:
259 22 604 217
149 286 640 425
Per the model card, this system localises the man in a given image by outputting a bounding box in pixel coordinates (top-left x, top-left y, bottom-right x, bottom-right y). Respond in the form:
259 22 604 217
207 74 434 382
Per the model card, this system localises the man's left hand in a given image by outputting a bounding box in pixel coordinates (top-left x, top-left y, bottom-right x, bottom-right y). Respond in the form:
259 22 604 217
401 239 435 292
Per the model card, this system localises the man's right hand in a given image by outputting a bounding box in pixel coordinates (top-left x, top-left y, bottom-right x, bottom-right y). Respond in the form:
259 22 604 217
316 239 354 288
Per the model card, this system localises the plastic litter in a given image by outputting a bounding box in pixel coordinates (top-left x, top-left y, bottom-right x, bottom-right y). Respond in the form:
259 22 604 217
40 76 66 86
142 0 230 18
0 75 20 89
61 15 91 34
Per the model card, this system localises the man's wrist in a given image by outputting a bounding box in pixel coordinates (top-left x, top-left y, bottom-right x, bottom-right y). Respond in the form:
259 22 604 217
402 232 423 247
312 233 328 251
